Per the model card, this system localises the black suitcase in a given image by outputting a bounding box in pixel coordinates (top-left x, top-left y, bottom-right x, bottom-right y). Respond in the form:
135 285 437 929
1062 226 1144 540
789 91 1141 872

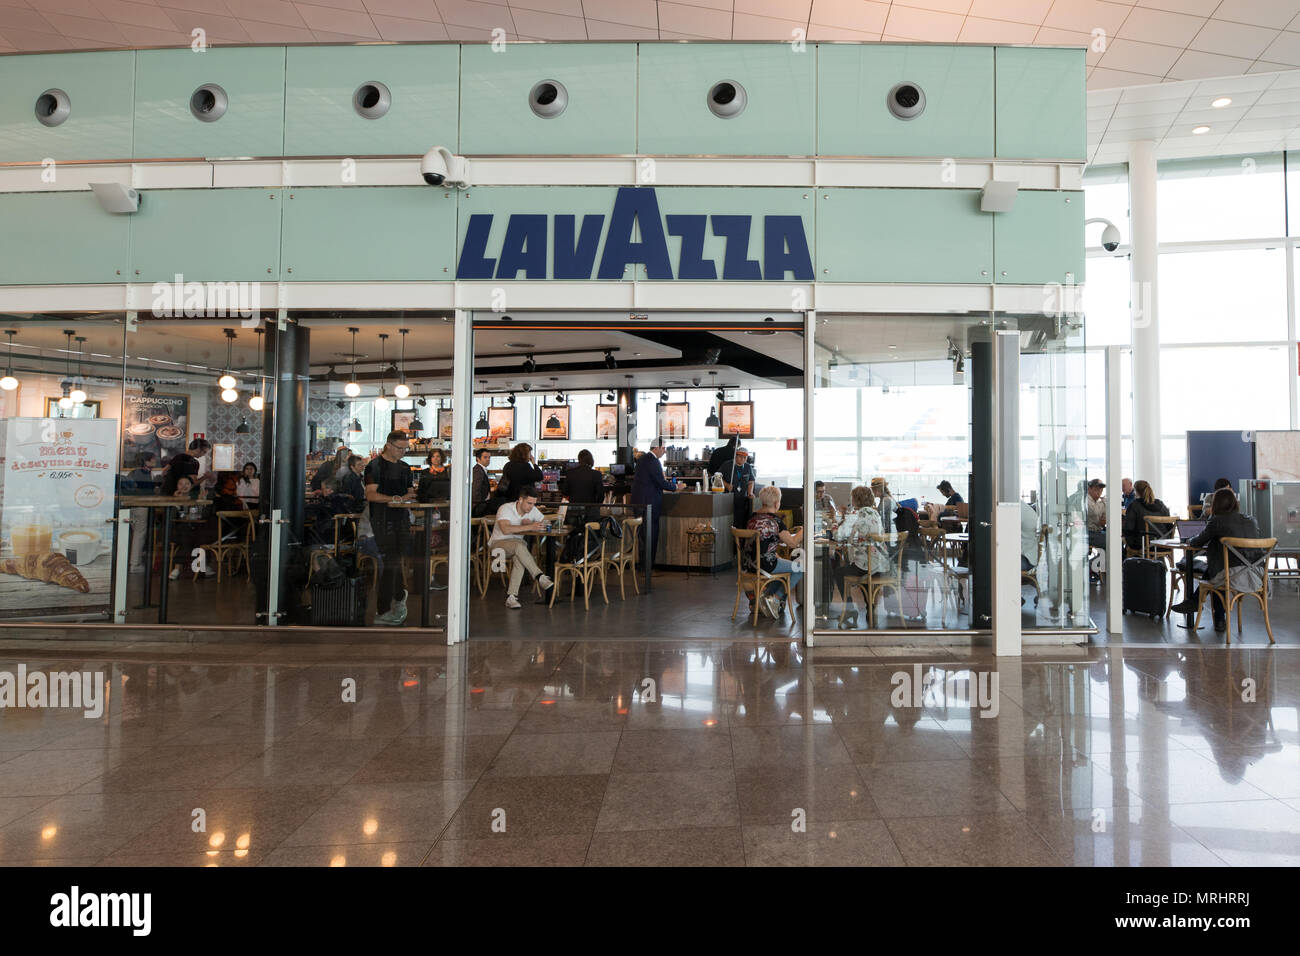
1122 557 1165 618
310 576 367 627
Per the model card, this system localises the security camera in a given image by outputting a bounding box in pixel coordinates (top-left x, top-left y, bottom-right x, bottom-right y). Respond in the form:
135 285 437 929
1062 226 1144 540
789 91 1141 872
691 376 702 387
1087 218 1122 253
89 181 140 214
522 382 533 392
1100 223 1120 252
420 146 470 188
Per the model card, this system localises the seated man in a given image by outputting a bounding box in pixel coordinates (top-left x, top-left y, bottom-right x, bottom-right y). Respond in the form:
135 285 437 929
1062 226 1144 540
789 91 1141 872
936 480 964 515
488 485 554 609
1084 478 1106 580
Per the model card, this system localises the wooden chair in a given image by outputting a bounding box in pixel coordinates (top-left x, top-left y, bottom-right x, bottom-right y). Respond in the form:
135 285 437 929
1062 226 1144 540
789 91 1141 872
1143 515 1178 565
919 526 946 564
202 510 254 581
1022 525 1049 605
470 517 492 596
937 534 970 626
550 521 609 610
1193 537 1278 644
865 531 907 626
730 527 792 626
604 516 642 599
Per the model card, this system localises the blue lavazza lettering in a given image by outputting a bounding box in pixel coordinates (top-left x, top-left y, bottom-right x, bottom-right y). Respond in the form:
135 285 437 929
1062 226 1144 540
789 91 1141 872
455 187 814 281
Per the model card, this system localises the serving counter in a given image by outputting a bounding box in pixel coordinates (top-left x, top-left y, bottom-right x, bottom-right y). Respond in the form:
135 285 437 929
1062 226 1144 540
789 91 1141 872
655 491 734 570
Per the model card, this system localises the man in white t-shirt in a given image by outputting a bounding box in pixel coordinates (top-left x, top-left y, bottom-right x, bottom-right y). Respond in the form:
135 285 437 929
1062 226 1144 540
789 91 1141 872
489 485 554 609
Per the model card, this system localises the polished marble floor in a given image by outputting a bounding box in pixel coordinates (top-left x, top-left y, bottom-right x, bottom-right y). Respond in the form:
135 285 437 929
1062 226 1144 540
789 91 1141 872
0 638 1295 866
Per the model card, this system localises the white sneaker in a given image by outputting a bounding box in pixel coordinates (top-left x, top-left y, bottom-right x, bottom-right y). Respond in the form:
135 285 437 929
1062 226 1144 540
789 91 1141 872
505 594 522 609
390 590 408 616
168 567 181 581
537 575 553 591
763 594 782 619
372 608 399 626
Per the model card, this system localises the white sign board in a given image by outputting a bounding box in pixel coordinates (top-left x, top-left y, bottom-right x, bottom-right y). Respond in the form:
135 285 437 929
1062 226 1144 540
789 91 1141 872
0 417 118 619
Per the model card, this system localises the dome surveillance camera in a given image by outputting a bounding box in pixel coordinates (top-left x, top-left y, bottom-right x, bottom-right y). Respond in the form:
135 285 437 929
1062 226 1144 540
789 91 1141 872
420 146 471 188
1101 223 1121 252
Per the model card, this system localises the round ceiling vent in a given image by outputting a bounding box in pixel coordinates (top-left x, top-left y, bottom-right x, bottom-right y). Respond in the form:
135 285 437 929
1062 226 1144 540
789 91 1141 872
35 89 71 127
190 83 228 123
707 80 747 119
353 81 391 120
529 79 568 118
886 81 925 120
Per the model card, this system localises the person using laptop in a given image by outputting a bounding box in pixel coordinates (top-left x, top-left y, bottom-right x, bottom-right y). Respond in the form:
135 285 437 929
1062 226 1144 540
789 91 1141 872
1170 488 1264 633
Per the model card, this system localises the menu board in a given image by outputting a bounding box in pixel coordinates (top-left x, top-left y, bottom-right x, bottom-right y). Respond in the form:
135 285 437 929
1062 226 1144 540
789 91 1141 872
121 388 189 470
718 401 754 439
487 406 515 443
0 417 118 619
656 403 689 441
595 404 617 440
437 408 454 440
391 410 417 435
540 405 569 440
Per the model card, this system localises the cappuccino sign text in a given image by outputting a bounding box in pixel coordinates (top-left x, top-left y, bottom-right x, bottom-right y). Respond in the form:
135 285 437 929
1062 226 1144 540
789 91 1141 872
456 187 813 281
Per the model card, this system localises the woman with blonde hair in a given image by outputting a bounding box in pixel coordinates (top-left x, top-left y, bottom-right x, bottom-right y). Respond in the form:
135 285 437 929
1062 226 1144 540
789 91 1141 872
744 484 804 619
833 486 891 627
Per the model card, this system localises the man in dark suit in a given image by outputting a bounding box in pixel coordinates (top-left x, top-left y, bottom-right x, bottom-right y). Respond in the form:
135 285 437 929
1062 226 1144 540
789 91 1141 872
471 448 494 517
631 439 681 565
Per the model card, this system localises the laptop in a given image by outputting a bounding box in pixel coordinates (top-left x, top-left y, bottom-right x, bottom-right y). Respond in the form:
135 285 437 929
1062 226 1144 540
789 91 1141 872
1176 518 1208 540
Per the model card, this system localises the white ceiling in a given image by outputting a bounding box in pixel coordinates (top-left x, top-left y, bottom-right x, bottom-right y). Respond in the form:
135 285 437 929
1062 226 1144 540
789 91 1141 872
3 0 1300 85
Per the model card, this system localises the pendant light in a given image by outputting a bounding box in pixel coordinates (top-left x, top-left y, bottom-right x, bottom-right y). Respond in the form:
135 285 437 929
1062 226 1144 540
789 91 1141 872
58 330 75 409
248 326 265 411
68 336 89 404
475 409 489 431
705 407 720 428
344 327 361 397
393 328 410 399
235 417 250 434
408 382 424 432
217 328 237 391
348 417 363 433
2 330 19 391
373 333 390 411
219 329 238 402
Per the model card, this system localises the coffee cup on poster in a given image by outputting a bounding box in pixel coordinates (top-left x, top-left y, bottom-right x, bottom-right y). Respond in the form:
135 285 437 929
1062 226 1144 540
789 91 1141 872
57 528 102 565
128 422 155 445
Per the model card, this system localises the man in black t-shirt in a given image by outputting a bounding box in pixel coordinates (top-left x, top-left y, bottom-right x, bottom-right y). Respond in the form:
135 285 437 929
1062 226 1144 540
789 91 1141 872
161 439 209 496
364 431 415 626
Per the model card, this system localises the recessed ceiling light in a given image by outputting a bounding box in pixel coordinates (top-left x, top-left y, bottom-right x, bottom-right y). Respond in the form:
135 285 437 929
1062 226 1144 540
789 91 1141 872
1192 125 1211 135
745 329 776 336
888 344 898 349
504 342 535 349
1211 96 1231 108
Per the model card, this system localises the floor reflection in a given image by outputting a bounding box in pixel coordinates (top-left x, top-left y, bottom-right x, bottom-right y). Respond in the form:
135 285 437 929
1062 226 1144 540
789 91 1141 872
0 640 1294 865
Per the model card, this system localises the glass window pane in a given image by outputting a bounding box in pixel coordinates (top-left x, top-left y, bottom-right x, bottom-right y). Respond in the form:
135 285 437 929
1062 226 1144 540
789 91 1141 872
1084 164 1129 239
1159 345 1292 436
1158 248 1287 343
1157 154 1285 242
1083 254 1131 347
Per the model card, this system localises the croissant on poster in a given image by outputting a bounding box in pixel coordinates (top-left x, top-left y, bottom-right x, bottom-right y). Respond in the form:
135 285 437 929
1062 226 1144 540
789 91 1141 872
1 552 91 593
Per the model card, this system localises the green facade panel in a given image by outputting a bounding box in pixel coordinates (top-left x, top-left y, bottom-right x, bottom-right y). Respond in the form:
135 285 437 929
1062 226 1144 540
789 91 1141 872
281 187 456 281
459 44 636 155
637 44 816 156
133 47 286 160
283 45 460 157
815 188 992 283
0 51 135 164
129 188 282 282
0 192 128 284
995 47 1087 161
817 45 994 158
993 190 1085 285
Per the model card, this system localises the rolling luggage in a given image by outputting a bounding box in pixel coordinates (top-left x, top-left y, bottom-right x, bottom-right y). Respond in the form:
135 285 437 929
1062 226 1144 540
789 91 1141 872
1122 557 1165 619
309 553 367 627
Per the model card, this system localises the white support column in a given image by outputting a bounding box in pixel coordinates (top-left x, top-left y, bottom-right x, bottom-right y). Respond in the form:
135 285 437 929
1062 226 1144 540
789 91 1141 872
1288 238 1299 430
1106 345 1124 634
1129 140 1162 485
446 309 473 645
993 331 1021 658
803 309 816 647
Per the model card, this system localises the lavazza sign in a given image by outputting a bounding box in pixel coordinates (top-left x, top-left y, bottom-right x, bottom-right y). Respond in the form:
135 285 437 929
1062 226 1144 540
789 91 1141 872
456 187 814 281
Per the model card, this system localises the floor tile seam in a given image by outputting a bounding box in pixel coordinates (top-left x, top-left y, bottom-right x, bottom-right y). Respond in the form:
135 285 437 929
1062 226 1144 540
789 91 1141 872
580 720 626 867
415 729 519 867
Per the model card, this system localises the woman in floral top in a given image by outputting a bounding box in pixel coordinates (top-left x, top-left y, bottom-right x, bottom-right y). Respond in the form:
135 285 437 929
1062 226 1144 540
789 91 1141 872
744 485 804 619
832 486 891 627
